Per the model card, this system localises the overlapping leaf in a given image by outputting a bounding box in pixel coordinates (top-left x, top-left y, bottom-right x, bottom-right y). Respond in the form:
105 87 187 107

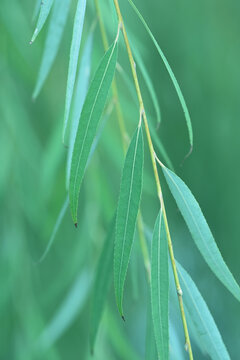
69 40 118 224
177 261 230 359
162 166 240 301
63 0 86 143
114 125 144 317
33 0 71 98
151 210 169 359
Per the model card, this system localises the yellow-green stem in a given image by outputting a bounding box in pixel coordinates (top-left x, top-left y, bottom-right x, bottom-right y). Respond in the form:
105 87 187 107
112 0 193 358
94 0 151 281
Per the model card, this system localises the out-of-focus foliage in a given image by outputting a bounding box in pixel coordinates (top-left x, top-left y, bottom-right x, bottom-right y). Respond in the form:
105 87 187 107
1 0 240 359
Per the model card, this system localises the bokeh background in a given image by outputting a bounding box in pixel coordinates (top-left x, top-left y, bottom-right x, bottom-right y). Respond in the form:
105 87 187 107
0 0 239 359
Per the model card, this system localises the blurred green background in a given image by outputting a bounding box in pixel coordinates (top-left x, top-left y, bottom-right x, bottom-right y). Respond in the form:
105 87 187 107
0 0 239 359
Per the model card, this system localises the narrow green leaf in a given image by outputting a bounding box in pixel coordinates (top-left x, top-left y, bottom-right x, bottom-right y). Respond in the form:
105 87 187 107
151 210 169 359
30 0 54 44
62 0 87 143
36 196 69 263
132 45 161 125
66 33 93 188
145 295 157 360
37 270 92 351
162 166 240 301
128 0 193 149
90 216 115 353
177 261 231 359
114 125 144 317
33 0 71 99
69 40 118 224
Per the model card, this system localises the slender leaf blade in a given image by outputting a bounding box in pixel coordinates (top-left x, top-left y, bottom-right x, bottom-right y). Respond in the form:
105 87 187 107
151 210 169 359
69 40 118 224
33 0 71 99
66 33 93 188
162 166 240 301
128 0 193 149
63 0 86 143
30 0 54 44
90 217 115 352
177 261 231 359
114 125 144 317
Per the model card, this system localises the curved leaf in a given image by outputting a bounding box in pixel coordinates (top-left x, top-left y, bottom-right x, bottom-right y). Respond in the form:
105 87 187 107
162 166 240 301
177 261 230 360
90 216 115 353
151 210 169 359
30 0 54 44
69 40 118 224
114 125 144 317
63 0 86 143
128 0 193 149
33 0 71 99
132 45 161 125
66 33 93 188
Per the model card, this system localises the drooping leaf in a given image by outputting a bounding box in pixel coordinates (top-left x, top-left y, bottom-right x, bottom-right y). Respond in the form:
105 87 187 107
151 210 169 359
162 165 240 301
177 261 231 360
66 33 93 188
62 0 87 143
69 40 118 224
30 0 54 44
36 196 69 263
128 0 193 149
132 45 161 125
89 216 115 353
33 0 72 99
37 270 92 351
145 295 157 360
114 125 144 317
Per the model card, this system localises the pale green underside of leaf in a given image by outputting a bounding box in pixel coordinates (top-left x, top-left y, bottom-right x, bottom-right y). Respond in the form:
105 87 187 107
30 0 54 43
33 0 71 99
69 41 118 224
151 210 169 359
128 0 193 148
62 0 86 143
114 125 144 317
177 261 230 360
163 166 240 302
90 217 116 353
66 33 93 189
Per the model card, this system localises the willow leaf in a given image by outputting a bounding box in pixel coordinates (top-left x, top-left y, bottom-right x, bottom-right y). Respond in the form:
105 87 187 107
132 46 161 125
33 0 71 99
69 40 118 225
114 125 144 317
66 33 93 189
30 0 54 44
36 196 69 263
162 166 240 301
177 261 230 359
63 0 86 143
151 210 169 359
128 0 193 149
90 217 115 353
145 295 157 360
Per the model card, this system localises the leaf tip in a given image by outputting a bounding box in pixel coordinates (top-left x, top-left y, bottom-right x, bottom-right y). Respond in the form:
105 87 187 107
121 315 125 322
74 223 78 228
